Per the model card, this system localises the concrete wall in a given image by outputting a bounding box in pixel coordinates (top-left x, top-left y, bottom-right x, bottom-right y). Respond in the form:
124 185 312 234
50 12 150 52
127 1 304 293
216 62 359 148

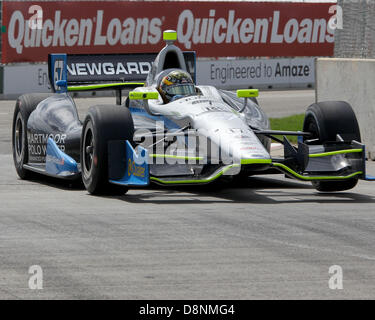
0 58 315 99
316 58 375 160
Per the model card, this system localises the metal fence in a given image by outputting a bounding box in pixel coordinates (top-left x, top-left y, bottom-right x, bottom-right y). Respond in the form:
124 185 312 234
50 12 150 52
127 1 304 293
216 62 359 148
334 0 375 58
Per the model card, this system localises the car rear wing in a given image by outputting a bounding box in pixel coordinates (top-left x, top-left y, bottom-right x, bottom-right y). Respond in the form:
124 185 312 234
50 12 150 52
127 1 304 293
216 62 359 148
48 51 196 103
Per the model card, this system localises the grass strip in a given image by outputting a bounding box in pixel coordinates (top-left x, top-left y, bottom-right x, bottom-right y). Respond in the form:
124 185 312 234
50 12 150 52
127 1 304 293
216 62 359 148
269 113 305 144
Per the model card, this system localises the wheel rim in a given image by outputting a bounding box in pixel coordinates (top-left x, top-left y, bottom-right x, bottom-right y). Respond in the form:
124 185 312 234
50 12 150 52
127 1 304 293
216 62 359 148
307 121 319 140
83 122 94 176
304 115 320 144
14 112 24 162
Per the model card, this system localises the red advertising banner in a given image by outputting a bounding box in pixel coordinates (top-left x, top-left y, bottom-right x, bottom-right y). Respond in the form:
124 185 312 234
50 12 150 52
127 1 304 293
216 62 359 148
1 1 335 63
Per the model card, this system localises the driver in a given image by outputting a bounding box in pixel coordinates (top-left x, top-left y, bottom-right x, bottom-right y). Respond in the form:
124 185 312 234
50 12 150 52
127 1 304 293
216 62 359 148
157 70 196 104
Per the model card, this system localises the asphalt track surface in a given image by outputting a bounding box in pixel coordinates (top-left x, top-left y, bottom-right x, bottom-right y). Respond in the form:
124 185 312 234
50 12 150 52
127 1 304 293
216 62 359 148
1 91 375 299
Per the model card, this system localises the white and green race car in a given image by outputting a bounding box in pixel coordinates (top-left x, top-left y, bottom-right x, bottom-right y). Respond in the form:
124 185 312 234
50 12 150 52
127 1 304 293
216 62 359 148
12 30 374 195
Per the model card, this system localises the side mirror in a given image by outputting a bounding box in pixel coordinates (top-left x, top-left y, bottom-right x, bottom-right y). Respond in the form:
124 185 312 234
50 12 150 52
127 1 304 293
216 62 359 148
236 89 259 113
129 91 160 116
236 89 259 98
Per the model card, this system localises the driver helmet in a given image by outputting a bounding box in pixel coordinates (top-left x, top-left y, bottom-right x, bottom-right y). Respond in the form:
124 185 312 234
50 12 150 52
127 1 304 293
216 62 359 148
158 70 195 103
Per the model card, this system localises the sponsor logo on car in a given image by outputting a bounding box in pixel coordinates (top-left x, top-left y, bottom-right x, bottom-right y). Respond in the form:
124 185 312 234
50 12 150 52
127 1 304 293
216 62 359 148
67 61 152 76
128 159 145 178
27 133 66 162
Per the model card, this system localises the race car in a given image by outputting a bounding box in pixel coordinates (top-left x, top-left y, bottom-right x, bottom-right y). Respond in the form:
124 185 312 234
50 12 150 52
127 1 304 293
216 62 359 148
12 30 374 195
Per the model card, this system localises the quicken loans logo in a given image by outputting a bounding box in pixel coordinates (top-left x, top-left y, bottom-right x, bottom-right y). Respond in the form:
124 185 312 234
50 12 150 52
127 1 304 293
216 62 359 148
7 10 162 54
177 9 335 49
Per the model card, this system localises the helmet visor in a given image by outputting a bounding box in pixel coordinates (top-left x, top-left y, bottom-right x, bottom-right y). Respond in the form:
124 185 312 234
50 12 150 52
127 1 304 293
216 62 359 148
165 84 195 97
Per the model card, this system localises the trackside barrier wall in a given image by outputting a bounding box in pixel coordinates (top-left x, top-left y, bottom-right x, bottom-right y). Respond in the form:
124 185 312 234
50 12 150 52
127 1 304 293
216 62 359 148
0 57 315 98
316 58 375 160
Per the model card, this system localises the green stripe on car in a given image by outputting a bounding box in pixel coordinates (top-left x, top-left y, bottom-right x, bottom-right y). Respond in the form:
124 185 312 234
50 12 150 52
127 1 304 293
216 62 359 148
241 159 271 165
150 164 240 184
67 82 144 91
309 149 362 158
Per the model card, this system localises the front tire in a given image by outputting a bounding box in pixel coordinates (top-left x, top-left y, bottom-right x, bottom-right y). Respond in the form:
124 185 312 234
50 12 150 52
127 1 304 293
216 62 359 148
303 101 361 192
12 93 52 179
80 105 134 195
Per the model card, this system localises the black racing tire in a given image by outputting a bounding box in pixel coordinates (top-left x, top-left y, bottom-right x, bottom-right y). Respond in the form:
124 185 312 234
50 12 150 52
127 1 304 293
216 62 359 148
311 178 358 192
303 101 361 192
80 105 134 195
12 93 52 179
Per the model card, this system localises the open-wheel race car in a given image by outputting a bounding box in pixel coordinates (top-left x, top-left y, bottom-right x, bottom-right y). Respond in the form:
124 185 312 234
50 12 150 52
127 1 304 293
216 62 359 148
12 30 374 195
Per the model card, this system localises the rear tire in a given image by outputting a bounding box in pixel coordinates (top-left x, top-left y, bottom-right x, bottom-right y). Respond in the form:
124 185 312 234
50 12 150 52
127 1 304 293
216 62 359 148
303 101 361 192
12 93 52 179
80 105 134 195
